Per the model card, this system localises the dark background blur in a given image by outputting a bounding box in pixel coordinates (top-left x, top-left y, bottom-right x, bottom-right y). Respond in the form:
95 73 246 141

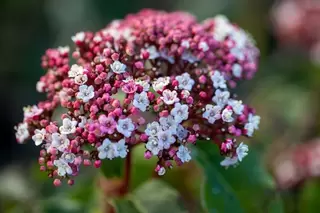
2 0 320 212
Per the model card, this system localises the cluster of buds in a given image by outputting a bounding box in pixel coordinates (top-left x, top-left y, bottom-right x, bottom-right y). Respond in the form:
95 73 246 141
271 0 320 64
14 9 260 185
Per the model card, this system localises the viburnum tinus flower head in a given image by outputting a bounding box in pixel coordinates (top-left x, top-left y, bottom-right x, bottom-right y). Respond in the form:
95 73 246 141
14 9 260 185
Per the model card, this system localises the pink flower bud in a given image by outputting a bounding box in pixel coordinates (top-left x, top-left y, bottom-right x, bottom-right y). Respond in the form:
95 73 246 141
83 159 91 166
140 134 148 142
53 179 61 187
94 160 101 168
144 151 152 159
187 134 197 144
134 61 144 69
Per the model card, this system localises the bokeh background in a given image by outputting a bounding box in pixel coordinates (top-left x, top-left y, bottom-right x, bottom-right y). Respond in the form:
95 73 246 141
1 0 320 212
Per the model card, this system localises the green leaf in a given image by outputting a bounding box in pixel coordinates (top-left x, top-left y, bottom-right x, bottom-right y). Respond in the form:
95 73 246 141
132 179 188 213
193 142 243 213
113 199 143 213
100 157 125 178
268 193 284 213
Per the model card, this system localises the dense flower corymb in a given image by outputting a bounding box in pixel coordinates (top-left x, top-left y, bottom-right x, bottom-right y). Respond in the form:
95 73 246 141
14 9 260 185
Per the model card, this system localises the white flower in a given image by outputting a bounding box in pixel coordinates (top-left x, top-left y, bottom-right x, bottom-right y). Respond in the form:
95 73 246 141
159 115 178 134
221 108 234 123
158 167 166 176
77 85 95 102
161 89 179 105
58 46 70 55
93 35 102 43
181 51 198 63
220 156 238 167
116 139 128 158
230 47 245 61
32 128 46 146
152 77 170 91
97 138 118 160
170 103 189 124
198 41 209 52
146 137 164 155
68 64 84 78
181 40 190 48
61 152 76 163
244 122 255 137
54 159 73 176
212 15 233 41
236 142 249 162
133 91 149 112
74 74 88 85
176 73 195 91
228 99 244 115
145 122 161 137
51 133 70 152
135 79 150 91
15 123 29 143
176 124 188 141
72 32 85 43
116 118 135 137
59 89 70 102
211 71 227 89
212 89 230 107
157 130 176 149
23 105 43 119
78 116 87 128
110 61 126 74
144 45 159 59
36 81 45 93
248 114 260 129
202 104 222 124
177 145 192 163
59 118 77 135
232 63 243 78
181 90 190 99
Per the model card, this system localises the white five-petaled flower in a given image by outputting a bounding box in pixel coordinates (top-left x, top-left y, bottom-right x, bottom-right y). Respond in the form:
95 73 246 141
159 115 178 135
236 142 249 162
110 60 127 74
212 89 230 107
232 63 243 78
176 73 195 91
146 136 164 155
145 122 161 137
54 159 73 177
59 118 77 135
244 122 255 137
157 130 176 149
15 122 29 143
68 64 84 78
144 45 159 59
212 15 233 42
158 167 166 176
176 145 192 163
58 46 70 55
220 156 238 167
176 124 188 141
36 81 45 93
152 77 170 91
198 41 209 52
74 73 88 85
51 133 70 152
61 152 76 163
170 103 189 124
71 32 85 43
202 104 222 124
78 116 87 128
135 79 150 91
181 40 190 48
97 138 118 160
77 85 95 102
221 108 234 123
133 91 150 112
32 128 46 146
248 114 260 130
116 117 135 137
116 139 128 158
211 71 227 89
23 105 43 119
161 89 179 105
228 99 244 115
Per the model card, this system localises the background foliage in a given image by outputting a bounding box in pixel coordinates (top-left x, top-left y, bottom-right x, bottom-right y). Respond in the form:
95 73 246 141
1 0 320 212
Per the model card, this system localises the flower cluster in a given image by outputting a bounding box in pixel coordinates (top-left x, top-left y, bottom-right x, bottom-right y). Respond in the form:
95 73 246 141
14 9 260 185
271 0 320 64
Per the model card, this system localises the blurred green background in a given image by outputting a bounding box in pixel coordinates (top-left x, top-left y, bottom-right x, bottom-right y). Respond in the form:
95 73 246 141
1 0 320 212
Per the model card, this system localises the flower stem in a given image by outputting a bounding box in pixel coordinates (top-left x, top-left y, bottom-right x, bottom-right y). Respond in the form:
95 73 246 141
121 148 132 195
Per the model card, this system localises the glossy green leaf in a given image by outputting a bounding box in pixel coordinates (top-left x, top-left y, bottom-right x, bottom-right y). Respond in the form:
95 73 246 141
193 142 243 213
114 199 143 213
